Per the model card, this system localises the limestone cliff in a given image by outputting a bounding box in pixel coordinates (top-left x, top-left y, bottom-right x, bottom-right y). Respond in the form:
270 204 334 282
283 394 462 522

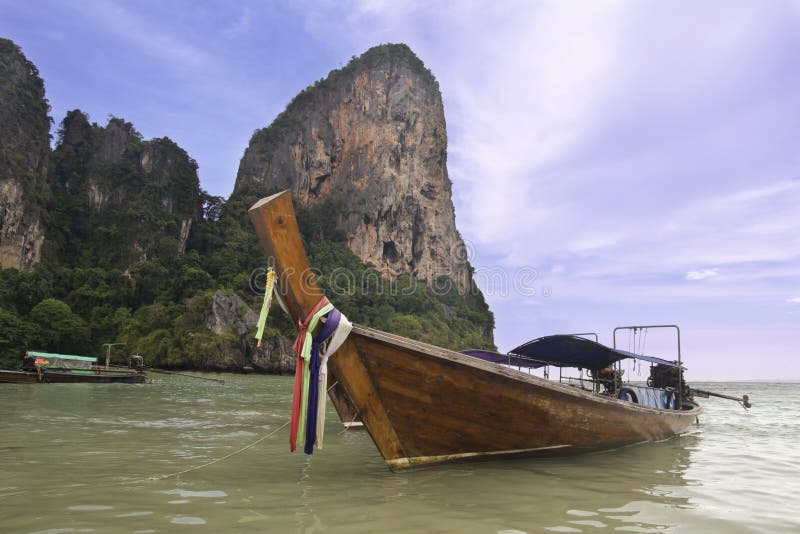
0 39 49 270
45 111 201 269
235 44 471 292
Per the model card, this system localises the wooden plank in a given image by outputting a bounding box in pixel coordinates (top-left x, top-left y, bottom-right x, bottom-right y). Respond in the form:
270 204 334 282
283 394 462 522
326 374 361 428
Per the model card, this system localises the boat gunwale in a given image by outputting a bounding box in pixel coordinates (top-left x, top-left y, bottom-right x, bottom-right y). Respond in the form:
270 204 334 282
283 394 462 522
0 368 147 383
353 323 702 418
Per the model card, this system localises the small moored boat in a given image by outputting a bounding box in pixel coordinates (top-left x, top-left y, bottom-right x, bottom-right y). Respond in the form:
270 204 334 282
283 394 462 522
0 352 147 384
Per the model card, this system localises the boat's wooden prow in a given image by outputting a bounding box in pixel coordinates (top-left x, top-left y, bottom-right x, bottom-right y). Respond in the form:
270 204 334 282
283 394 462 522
248 190 323 326
248 191 369 434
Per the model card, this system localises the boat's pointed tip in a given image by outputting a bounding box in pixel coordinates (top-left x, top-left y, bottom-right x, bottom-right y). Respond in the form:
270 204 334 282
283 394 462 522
248 190 291 212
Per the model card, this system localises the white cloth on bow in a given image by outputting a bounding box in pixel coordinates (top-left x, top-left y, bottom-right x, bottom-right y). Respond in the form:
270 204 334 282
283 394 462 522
315 313 353 449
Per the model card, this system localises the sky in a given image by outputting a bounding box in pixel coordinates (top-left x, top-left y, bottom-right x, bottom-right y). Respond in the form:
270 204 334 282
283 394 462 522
1 0 798 379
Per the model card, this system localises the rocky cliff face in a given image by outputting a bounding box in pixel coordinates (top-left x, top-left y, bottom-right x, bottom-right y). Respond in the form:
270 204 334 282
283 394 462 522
235 44 471 292
0 39 49 270
45 111 201 268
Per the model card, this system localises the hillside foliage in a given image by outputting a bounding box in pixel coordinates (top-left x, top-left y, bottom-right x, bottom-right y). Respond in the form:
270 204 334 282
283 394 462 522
0 186 495 369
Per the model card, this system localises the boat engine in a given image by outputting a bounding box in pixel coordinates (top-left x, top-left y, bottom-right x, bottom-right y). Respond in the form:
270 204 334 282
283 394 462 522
129 355 144 371
648 363 690 399
590 366 624 395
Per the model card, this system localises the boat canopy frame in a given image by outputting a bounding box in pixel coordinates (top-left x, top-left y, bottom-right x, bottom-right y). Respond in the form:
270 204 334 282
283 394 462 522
463 326 687 408
612 324 683 410
506 331 683 371
23 351 98 372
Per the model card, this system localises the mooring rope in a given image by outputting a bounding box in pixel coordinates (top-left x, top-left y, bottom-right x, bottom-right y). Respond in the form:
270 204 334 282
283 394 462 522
118 420 290 485
17 382 355 496
118 381 345 485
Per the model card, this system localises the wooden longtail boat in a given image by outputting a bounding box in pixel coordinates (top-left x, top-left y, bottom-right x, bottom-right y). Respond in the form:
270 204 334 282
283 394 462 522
248 191 703 469
0 352 147 384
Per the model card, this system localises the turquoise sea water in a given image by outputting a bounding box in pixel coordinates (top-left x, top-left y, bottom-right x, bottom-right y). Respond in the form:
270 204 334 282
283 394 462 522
0 376 797 533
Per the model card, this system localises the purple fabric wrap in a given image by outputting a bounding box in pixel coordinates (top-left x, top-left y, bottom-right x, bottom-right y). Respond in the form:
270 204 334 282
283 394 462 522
304 308 342 454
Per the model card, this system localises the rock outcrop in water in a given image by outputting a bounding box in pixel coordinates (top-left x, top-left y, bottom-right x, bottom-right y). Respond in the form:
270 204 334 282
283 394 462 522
234 44 472 292
0 38 49 270
203 290 295 373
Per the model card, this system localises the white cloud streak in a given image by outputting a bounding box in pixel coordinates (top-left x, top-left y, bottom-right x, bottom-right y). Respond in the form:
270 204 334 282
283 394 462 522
686 269 720 281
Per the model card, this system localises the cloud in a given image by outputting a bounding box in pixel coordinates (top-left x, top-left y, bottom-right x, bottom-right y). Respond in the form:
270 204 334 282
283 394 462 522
294 1 800 317
787 297 800 304
685 268 720 281
298 0 641 245
439 2 637 245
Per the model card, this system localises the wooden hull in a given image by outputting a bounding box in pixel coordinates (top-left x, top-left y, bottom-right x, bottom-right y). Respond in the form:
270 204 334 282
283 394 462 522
248 191 701 469
331 326 700 468
0 370 40 383
0 369 147 384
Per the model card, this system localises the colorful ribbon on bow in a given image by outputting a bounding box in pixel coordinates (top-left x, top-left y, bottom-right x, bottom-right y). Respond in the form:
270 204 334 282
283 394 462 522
316 311 352 449
304 308 341 453
252 271 352 454
290 297 352 454
254 268 276 348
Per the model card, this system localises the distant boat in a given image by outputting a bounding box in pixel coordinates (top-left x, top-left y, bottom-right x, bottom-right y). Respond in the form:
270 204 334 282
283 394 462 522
0 351 147 384
248 191 744 470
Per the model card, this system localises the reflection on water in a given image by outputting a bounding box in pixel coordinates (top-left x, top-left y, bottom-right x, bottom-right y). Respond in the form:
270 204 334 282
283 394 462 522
0 377 798 532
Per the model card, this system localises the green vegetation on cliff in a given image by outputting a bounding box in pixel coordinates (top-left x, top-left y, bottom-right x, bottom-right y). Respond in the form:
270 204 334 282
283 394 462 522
0 189 495 369
194 190 495 351
45 111 200 269
297 197 494 349
0 38 51 270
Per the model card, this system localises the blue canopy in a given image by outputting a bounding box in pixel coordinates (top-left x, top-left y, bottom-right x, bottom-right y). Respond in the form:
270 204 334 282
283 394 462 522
462 335 683 370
